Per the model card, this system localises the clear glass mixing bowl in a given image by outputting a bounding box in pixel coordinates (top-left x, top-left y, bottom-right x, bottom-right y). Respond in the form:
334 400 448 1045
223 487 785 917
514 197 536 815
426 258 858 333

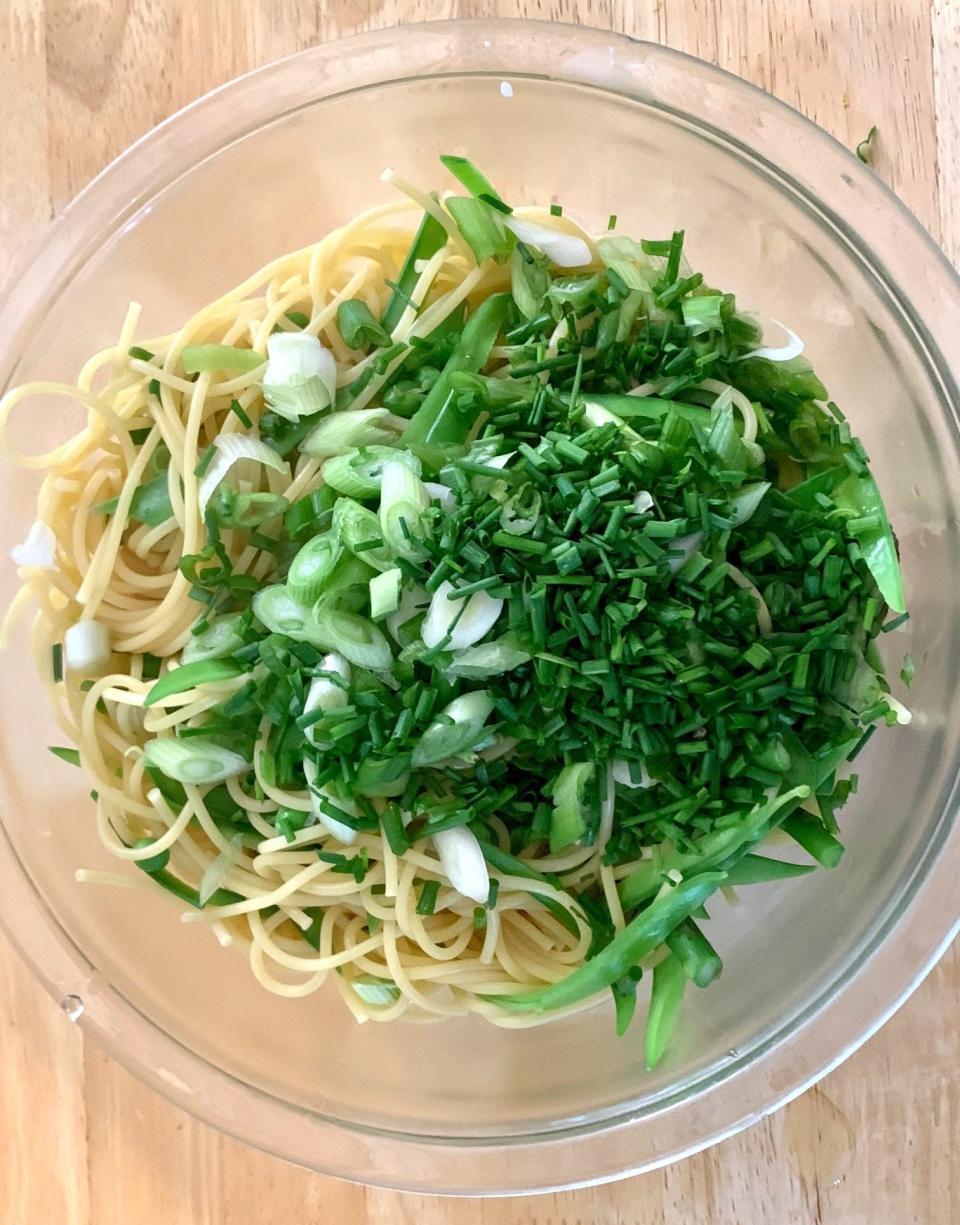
1 20 958 1195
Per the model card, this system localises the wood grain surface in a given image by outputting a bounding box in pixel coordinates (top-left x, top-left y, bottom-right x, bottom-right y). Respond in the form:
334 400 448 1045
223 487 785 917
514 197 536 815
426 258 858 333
1 2 958 1222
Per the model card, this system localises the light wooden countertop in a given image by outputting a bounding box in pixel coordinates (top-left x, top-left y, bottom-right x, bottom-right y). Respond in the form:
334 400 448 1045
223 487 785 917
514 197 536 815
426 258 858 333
1 2 958 1222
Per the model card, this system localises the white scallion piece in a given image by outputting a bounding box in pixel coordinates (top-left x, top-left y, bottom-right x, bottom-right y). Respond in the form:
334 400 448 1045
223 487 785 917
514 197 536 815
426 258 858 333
303 653 351 746
198 433 287 515
11 520 57 570
730 482 771 526
180 613 246 664
64 620 111 674
885 694 913 726
386 585 430 644
594 235 657 291
413 691 496 767
736 320 805 364
322 446 420 500
596 762 616 855
424 482 457 512
697 378 758 443
300 408 405 458
303 758 357 845
432 825 490 903
727 564 773 636
612 759 657 789
476 735 518 763
582 402 619 428
667 532 704 574
446 636 531 680
421 580 503 651
504 217 592 268
369 568 402 620
352 977 402 1005
261 332 337 422
581 401 645 447
379 458 431 555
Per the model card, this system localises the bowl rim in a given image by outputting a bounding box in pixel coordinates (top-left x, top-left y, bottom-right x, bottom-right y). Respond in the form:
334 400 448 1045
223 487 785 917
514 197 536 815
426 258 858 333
1 16 958 1195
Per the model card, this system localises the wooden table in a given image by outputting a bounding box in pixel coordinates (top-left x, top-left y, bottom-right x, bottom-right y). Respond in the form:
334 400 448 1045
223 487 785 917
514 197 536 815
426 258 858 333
2 2 958 1221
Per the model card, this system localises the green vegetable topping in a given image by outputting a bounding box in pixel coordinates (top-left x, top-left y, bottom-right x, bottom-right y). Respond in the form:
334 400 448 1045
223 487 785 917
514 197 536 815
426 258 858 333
181 344 265 375
50 155 910 1061
337 300 393 351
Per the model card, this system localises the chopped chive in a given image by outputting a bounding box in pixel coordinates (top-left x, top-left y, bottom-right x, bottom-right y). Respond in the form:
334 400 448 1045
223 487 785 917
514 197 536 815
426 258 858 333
380 805 410 855
229 399 253 429
743 642 772 670
491 531 547 555
445 575 503 599
664 229 685 284
48 745 81 766
880 612 909 633
782 812 845 868
141 653 163 681
194 444 216 478
417 879 441 915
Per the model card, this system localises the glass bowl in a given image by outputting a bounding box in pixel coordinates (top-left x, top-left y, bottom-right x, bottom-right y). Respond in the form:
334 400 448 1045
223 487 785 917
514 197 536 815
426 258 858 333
1 19 958 1196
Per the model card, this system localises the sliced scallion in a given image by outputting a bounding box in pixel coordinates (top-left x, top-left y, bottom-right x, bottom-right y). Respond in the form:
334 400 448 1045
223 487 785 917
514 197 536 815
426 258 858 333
322 446 420 500
261 332 337 422
181 615 247 664
548 762 594 853
286 532 343 605
300 408 404 458
351 976 402 1005
181 344 265 375
337 300 393 351
144 658 245 706
311 609 394 670
446 196 512 264
421 580 503 651
412 691 496 766
143 737 250 784
379 458 431 556
369 568 402 620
